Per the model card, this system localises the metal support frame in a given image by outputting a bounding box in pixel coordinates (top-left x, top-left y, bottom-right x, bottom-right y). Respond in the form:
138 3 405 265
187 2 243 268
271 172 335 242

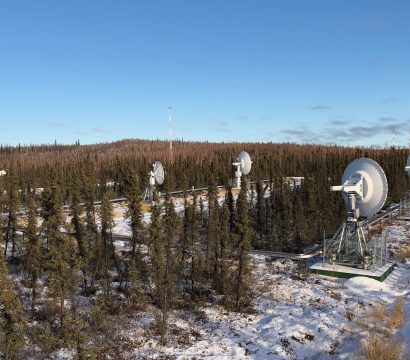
142 186 153 203
325 220 372 269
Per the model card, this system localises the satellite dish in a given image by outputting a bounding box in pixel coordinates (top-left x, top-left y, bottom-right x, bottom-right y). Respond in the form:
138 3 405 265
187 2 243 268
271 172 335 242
232 151 252 188
331 157 388 219
238 151 252 175
152 161 164 185
144 160 165 202
327 157 389 270
406 154 410 176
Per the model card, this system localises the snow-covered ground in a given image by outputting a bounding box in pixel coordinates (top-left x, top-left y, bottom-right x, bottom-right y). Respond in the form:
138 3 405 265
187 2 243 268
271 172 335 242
8 201 409 359
85 220 410 360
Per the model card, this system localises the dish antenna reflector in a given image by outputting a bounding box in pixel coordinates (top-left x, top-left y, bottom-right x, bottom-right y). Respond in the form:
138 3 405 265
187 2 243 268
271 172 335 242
327 158 388 270
143 161 165 203
330 158 388 219
151 161 164 186
232 151 252 188
406 154 410 176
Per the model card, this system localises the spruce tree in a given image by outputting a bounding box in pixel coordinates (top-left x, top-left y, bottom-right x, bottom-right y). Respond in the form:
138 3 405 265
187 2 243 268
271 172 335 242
255 180 267 243
178 187 189 275
82 166 100 286
186 190 204 303
218 200 230 296
42 170 80 327
0 247 25 359
70 169 86 260
125 173 144 267
23 189 42 312
232 179 253 311
149 189 164 306
225 185 235 231
280 186 293 252
124 172 145 305
159 193 179 343
41 170 64 251
69 169 91 292
205 181 220 288
4 170 19 259
99 189 118 308
293 188 308 251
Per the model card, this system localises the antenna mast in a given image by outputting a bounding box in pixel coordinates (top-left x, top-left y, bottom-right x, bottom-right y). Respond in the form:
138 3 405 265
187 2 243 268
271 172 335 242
168 106 173 164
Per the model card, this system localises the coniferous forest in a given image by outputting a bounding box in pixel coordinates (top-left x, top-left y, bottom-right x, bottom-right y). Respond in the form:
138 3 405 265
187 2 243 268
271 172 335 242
0 140 409 358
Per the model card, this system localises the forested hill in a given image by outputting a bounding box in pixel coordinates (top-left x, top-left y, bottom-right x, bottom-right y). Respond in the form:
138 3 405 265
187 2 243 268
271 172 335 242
0 139 408 202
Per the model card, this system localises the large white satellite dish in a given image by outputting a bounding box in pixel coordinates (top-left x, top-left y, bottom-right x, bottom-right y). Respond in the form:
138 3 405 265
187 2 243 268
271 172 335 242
152 161 164 185
406 154 410 176
327 157 389 270
143 160 165 202
232 151 252 188
331 158 388 219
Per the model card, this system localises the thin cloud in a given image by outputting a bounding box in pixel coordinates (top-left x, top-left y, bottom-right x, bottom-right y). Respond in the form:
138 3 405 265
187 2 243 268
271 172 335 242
279 119 408 145
310 105 330 111
282 127 322 143
328 119 346 126
282 129 306 136
347 125 381 138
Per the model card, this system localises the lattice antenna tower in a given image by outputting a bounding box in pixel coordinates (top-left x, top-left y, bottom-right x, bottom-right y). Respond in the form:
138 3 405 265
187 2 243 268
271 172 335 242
168 106 173 164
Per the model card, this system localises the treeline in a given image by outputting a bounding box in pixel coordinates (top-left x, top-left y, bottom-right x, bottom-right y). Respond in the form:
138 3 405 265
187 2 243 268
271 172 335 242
0 140 408 202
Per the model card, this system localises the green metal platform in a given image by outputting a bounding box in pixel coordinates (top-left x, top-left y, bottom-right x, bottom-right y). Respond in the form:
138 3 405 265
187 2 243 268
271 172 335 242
309 262 397 282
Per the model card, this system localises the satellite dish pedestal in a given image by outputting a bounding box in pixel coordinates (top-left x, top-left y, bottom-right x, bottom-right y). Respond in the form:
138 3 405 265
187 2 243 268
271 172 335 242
233 162 242 188
328 158 388 270
232 151 252 189
143 161 164 203
406 154 410 176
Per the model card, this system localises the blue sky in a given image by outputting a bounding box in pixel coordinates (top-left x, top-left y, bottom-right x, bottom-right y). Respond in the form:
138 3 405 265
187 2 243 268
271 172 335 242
0 0 409 147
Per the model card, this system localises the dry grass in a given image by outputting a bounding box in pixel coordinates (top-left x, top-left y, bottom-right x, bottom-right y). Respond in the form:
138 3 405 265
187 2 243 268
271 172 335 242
361 334 403 360
396 245 410 260
388 297 405 329
370 302 388 322
356 296 407 359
